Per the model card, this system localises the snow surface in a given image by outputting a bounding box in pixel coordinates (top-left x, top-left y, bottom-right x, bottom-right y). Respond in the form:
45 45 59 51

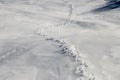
0 0 120 80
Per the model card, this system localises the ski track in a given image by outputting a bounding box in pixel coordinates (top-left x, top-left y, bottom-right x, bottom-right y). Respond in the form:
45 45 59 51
1 0 119 80
35 26 95 80
0 0 74 63
33 0 96 80
34 6 96 79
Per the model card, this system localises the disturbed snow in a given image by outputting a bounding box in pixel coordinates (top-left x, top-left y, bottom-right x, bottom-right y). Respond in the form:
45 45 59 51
0 0 120 80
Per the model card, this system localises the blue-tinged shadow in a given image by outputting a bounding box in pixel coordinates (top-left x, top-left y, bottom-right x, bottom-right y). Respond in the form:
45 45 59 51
93 0 120 12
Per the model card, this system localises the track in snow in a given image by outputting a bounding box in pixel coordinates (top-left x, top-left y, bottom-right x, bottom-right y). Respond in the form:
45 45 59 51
0 0 120 80
0 36 74 80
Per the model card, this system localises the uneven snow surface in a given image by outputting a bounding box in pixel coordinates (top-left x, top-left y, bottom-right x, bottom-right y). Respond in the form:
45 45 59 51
0 0 120 80
0 36 76 80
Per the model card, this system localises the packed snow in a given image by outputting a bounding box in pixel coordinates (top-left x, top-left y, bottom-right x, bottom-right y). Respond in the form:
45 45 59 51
0 0 120 80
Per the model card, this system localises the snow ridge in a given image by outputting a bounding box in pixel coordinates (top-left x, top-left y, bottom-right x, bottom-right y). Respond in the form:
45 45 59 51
35 28 95 80
34 0 95 78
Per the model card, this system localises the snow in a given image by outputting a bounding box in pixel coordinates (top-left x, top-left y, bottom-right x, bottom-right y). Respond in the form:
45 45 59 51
0 0 120 80
0 36 77 80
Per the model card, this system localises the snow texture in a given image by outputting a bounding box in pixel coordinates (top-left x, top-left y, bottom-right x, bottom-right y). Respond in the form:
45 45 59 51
0 0 120 80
